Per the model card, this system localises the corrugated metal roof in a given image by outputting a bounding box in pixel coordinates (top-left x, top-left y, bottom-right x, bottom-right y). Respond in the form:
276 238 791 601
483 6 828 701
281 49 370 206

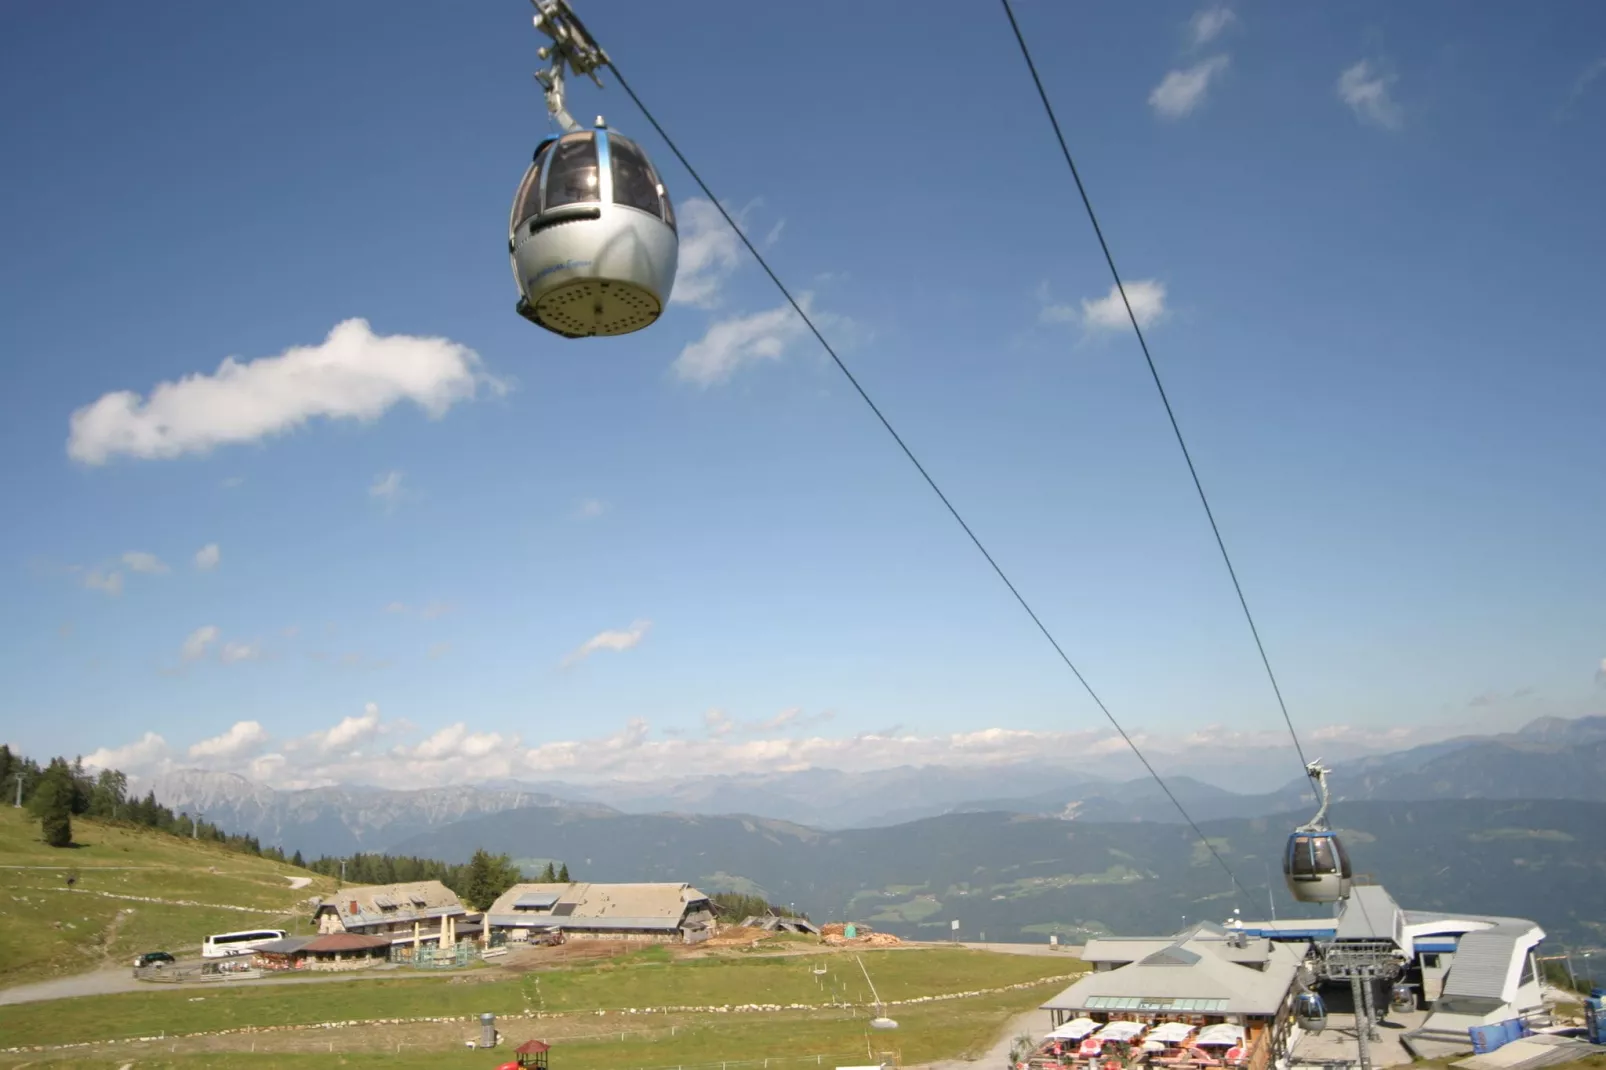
1441 928 1525 1001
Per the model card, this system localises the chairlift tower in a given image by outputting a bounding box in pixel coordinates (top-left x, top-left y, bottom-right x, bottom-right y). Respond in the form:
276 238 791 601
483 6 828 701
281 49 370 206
1312 940 1407 1070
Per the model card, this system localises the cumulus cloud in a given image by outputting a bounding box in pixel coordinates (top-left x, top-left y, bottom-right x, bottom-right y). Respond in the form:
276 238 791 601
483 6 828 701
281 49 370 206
84 732 172 776
561 619 652 668
82 569 124 597
1078 280 1168 331
82 713 1472 793
121 551 169 575
1337 59 1403 130
1190 7 1236 46
673 299 811 386
181 625 220 662
188 721 269 761
66 318 506 465
671 198 745 308
303 702 385 754
1150 55 1230 118
193 543 220 571
401 723 507 762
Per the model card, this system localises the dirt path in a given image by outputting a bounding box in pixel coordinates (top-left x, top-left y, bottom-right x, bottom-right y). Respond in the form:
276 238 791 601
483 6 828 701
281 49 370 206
0 963 475 1007
915 1008 1046 1070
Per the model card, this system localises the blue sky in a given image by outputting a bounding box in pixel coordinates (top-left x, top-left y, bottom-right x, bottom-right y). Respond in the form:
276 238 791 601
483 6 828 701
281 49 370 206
2 1 1603 790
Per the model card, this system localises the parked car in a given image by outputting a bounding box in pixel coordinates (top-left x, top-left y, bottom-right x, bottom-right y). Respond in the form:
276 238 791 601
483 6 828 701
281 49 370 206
132 950 175 974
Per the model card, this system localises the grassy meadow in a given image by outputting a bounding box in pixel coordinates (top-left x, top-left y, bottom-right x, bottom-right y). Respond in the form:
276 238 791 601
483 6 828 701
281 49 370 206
0 806 336 984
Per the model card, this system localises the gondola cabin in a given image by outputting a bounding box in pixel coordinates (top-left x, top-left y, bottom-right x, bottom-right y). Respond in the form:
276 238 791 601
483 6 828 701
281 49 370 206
509 121 678 338
1294 991 1327 1034
1283 829 1353 903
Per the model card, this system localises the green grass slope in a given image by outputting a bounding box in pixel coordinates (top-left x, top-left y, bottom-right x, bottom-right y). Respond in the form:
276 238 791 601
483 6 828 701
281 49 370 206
0 806 337 986
0 944 1079 1047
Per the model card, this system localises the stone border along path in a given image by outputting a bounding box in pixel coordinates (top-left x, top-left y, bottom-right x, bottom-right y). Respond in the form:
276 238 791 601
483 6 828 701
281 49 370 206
1 974 1082 1056
9 887 293 914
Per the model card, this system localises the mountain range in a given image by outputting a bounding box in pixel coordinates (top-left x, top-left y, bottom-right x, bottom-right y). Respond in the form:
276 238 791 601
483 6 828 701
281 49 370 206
384 797 1606 949
151 714 1606 857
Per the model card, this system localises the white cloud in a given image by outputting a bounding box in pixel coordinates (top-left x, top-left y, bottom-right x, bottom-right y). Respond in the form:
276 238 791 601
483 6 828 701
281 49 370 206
1337 59 1403 130
1189 7 1236 46
219 641 261 664
671 198 744 308
83 569 124 597
575 498 606 519
66 318 506 465
1595 657 1606 687
193 543 220 571
84 732 171 776
85 710 1497 792
1150 55 1230 118
427 641 452 660
121 551 169 575
763 219 786 248
181 625 220 662
401 723 507 762
304 702 385 754
188 721 269 761
561 619 652 668
1078 279 1168 331
673 300 810 386
369 470 404 504
221 476 246 489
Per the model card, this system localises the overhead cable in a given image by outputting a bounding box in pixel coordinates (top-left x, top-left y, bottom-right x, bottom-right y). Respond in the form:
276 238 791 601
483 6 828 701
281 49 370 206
601 58 1257 907
996 0 1314 778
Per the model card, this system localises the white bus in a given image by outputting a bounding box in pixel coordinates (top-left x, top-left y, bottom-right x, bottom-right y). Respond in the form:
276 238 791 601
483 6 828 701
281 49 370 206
202 928 288 958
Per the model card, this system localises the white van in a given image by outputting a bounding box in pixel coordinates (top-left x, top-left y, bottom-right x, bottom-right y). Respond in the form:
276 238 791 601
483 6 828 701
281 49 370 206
202 928 288 958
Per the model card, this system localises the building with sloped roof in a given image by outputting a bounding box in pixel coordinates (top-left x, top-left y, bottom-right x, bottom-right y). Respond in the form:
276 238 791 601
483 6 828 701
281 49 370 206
253 932 392 971
486 882 715 943
312 880 468 947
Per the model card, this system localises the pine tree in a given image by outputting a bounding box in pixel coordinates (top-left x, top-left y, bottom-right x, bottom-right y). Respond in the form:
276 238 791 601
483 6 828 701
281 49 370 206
291 849 305 868
557 862 570 883
30 760 74 848
538 861 557 883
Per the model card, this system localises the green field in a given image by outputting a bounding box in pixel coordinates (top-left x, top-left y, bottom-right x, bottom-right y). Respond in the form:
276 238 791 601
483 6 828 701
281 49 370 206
0 946 1080 1048
0 806 337 984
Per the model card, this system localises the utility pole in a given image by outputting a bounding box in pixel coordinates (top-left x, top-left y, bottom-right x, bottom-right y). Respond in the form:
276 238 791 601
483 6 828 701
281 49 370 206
193 809 203 840
12 773 22 808
340 859 347 886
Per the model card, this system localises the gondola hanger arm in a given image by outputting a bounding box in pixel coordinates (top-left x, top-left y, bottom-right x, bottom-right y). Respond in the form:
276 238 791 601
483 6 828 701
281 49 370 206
530 0 609 133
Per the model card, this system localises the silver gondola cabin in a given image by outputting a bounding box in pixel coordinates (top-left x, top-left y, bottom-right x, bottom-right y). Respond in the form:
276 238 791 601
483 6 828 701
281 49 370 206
509 121 678 338
510 0 678 338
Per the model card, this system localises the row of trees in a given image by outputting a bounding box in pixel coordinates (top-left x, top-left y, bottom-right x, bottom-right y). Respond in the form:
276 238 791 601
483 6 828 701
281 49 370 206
0 746 279 858
303 849 530 911
708 891 807 921
3 746 801 921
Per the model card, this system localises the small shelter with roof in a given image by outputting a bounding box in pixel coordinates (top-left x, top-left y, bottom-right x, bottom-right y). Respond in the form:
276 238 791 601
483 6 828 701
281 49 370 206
252 932 392 971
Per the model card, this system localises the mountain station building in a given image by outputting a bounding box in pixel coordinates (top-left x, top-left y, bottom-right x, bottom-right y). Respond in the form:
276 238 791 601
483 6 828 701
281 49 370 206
312 880 473 948
1038 884 1548 1068
486 882 716 944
